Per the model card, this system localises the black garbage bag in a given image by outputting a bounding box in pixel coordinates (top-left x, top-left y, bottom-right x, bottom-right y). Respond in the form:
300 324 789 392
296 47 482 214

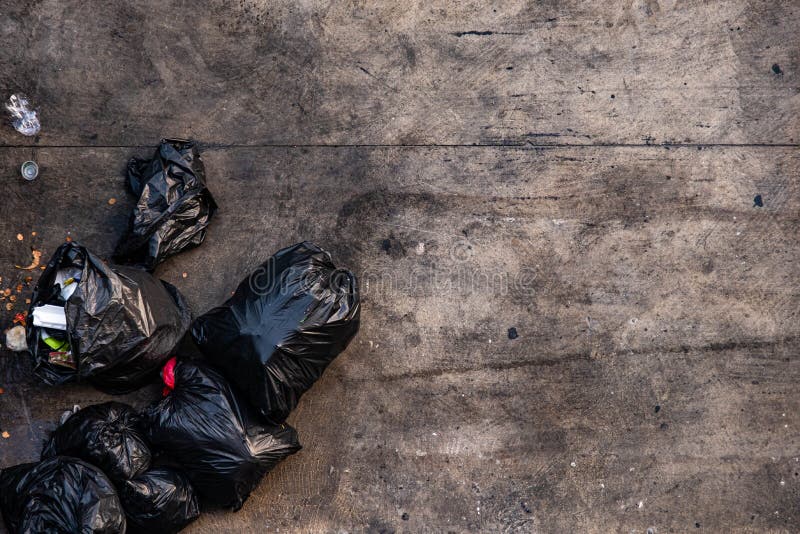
27 241 191 393
0 456 126 533
113 138 217 271
41 402 151 483
142 359 301 510
119 467 200 534
191 241 360 422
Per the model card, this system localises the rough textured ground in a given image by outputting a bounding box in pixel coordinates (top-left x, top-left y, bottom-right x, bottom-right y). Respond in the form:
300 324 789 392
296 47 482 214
0 1 798 533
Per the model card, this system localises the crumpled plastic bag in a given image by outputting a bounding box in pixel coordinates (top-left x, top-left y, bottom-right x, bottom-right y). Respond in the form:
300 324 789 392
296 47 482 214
5 94 40 136
0 456 126 533
41 402 151 483
27 241 191 393
114 139 217 271
192 241 360 422
119 467 200 534
141 359 301 510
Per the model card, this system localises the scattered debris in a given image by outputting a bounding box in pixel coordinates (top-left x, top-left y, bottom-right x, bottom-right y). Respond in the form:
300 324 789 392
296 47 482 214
20 161 38 181
5 325 27 351
754 194 763 207
1 431 9 439
13 312 26 325
16 234 23 241
108 198 117 205
508 327 519 339
772 63 783 75
15 248 42 270
182 272 188 278
5 94 40 136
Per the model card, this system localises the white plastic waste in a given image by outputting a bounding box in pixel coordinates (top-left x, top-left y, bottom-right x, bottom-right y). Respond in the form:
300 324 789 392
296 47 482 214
32 304 67 330
55 268 81 300
5 94 40 136
4 325 27 352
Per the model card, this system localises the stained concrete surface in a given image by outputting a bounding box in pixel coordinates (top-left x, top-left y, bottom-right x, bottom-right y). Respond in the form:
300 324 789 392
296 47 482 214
0 1 799 533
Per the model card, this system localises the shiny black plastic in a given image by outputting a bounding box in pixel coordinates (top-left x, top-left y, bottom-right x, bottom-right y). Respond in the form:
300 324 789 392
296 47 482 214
27 242 191 393
191 241 360 422
119 467 200 534
114 139 217 271
41 402 151 483
141 360 301 510
0 456 126 533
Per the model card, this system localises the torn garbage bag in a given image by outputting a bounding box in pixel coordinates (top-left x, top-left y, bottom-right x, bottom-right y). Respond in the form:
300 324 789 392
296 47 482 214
119 467 200 534
142 359 301 510
191 241 360 422
114 138 217 271
0 456 126 534
27 241 191 393
41 402 151 483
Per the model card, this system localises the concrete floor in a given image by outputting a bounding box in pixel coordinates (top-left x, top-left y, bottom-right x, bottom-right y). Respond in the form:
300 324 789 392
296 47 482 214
1 1 799 532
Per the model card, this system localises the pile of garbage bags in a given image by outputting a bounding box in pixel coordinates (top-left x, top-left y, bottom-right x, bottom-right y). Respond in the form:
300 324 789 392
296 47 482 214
1 141 360 533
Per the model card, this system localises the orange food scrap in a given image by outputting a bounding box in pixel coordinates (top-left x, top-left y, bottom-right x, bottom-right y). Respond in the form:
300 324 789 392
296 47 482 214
31 231 36 236
16 234 23 241
1 431 9 439
2 288 10 297
108 198 117 205
15 249 42 270
5 303 13 311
